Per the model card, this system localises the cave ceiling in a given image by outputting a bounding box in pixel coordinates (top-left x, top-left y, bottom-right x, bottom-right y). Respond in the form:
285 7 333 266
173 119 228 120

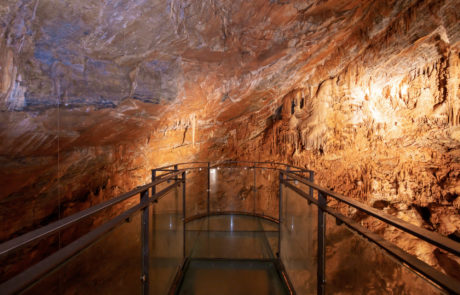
1 0 458 156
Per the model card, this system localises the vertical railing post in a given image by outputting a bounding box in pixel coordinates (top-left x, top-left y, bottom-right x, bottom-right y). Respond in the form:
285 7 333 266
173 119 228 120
152 169 157 190
317 191 326 295
207 162 210 215
140 189 149 295
147 169 156 293
174 165 178 181
182 171 186 257
278 170 283 258
309 171 314 198
253 163 256 214
279 166 289 258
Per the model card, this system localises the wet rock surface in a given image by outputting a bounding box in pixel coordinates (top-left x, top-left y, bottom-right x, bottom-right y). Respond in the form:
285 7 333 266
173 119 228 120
0 0 459 289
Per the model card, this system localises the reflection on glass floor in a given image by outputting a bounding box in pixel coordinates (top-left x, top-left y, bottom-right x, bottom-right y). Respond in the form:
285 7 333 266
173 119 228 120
185 215 279 259
178 215 286 295
177 259 287 295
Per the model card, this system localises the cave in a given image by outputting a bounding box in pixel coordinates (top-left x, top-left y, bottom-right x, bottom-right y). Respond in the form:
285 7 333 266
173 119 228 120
0 0 459 294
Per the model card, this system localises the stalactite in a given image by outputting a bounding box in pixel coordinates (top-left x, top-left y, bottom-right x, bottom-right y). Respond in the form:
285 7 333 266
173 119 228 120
191 113 197 147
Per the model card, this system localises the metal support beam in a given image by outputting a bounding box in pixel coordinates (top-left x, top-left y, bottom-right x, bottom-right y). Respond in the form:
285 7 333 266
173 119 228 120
182 171 186 258
149 169 158 295
309 171 314 199
0 202 149 295
282 180 460 294
140 189 149 295
253 163 256 214
278 171 283 258
174 165 178 181
151 170 157 192
0 172 181 257
274 258 296 295
317 191 326 295
284 170 460 257
5 161 460 295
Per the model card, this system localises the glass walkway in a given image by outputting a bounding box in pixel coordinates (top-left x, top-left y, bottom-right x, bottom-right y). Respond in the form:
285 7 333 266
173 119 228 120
179 215 286 295
0 161 459 294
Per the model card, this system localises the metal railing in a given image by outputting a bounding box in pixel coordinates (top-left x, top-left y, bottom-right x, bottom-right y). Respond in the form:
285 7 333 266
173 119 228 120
0 170 184 294
0 161 459 294
280 170 460 294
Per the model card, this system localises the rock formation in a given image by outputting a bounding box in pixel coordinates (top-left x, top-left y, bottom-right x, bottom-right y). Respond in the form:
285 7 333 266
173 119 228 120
0 0 459 284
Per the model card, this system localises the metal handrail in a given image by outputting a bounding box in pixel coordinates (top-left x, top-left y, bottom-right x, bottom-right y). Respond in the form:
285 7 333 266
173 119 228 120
216 160 313 173
282 181 460 294
232 160 312 171
156 160 313 174
1 161 459 295
1 205 145 295
0 171 182 257
0 161 304 291
0 161 299 257
283 170 460 256
155 161 209 170
0 180 182 295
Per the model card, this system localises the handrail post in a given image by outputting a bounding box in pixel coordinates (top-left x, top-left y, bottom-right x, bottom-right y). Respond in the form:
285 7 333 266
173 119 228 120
182 171 186 257
140 189 149 295
309 171 314 199
151 169 157 193
317 191 326 295
207 162 210 215
174 165 178 181
253 163 256 214
278 170 283 258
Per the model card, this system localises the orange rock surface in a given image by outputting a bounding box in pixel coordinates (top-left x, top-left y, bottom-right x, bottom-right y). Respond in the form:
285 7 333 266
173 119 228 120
0 0 459 283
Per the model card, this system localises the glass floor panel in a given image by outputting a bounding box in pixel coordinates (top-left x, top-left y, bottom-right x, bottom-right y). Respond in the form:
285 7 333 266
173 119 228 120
185 215 279 259
177 259 288 295
179 215 286 294
186 214 278 232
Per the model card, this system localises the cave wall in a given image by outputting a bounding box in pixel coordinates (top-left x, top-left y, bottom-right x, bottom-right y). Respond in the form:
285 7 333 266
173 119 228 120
225 51 460 235
217 36 460 277
0 108 220 242
0 0 459 280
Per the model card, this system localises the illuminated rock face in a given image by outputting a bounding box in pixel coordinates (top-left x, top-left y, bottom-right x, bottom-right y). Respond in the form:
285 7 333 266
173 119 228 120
0 0 459 279
221 54 460 276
